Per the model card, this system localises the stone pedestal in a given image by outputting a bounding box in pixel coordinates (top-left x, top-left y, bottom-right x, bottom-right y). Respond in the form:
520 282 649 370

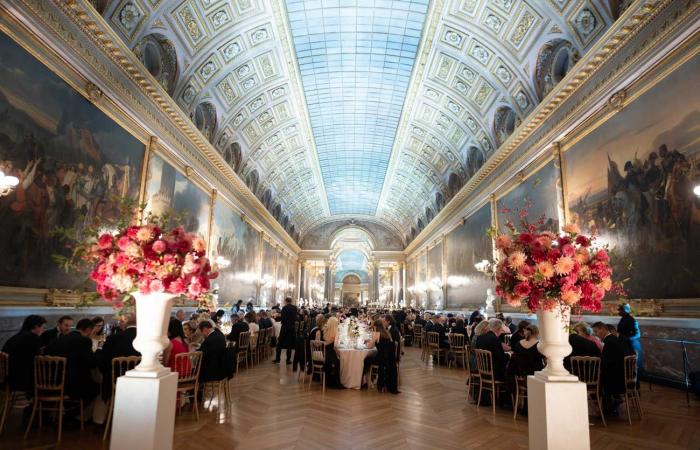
527 374 590 450
110 371 178 450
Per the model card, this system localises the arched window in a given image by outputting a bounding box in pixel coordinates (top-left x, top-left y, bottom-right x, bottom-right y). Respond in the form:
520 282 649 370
493 106 517 148
193 102 217 142
466 146 485 178
134 34 178 96
246 169 259 194
534 39 578 100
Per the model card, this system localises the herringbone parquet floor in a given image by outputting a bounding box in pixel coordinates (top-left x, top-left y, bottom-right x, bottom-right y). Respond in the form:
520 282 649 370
2 347 699 449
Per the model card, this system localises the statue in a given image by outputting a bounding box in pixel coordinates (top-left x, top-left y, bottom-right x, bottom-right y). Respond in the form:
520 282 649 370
485 288 496 318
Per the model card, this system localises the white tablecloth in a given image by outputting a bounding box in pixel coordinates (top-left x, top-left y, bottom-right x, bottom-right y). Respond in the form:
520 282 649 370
336 347 377 389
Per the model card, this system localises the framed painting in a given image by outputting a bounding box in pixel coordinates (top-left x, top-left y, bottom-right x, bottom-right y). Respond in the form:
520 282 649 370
427 242 444 309
564 54 700 300
0 32 145 289
406 259 416 307
497 160 559 232
445 203 494 309
416 253 427 309
209 197 260 306
259 239 276 307
275 250 289 305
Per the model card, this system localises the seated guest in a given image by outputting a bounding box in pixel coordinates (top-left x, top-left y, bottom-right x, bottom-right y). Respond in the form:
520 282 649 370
2 315 47 395
258 310 273 329
450 318 469 339
383 314 401 343
475 319 509 381
322 317 342 388
468 308 483 325
365 320 399 394
468 314 485 338
245 311 260 349
40 315 74 348
504 317 517 334
469 321 490 371
198 321 226 382
227 315 250 348
164 318 190 375
175 309 186 322
592 321 628 415
47 318 99 403
565 324 601 371
433 315 450 349
511 325 544 376
91 316 105 338
99 314 139 402
212 310 225 326
573 321 603 352
510 320 530 349
184 321 203 350
309 314 326 341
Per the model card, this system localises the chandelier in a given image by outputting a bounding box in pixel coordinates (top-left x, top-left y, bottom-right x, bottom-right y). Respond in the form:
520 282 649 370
0 171 19 196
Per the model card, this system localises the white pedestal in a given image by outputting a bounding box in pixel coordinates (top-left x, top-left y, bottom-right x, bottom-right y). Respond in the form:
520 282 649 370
110 371 178 450
527 374 590 450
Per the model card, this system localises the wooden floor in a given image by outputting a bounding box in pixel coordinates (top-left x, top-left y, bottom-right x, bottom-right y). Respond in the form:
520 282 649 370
2 347 699 450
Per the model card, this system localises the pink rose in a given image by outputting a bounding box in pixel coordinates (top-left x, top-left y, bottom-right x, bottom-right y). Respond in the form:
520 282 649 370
97 234 113 250
168 278 185 294
117 236 132 250
149 279 165 293
595 250 609 262
152 240 167 254
188 278 203 297
514 281 531 298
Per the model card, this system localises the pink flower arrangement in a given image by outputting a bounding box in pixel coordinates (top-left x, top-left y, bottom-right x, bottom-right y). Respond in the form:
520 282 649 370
490 210 624 314
87 224 217 305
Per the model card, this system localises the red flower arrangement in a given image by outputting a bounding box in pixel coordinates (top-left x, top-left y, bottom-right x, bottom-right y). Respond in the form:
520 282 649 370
490 210 624 314
88 224 217 307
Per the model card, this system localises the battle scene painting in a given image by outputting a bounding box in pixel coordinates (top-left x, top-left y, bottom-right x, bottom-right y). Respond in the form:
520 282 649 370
445 203 493 309
143 154 210 241
564 55 700 299
210 198 260 306
497 160 559 232
259 240 276 307
0 33 144 288
427 243 443 309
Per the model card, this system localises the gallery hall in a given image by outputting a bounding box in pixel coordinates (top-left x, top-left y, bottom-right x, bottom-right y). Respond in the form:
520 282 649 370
0 0 698 449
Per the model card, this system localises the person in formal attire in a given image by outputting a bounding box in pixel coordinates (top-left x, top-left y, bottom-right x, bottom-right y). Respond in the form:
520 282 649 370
274 297 297 365
468 314 485 338
322 303 330 315
2 315 46 395
232 300 243 314
509 320 530 349
46 318 99 403
450 318 469 339
198 321 226 383
226 315 250 349
99 314 139 402
433 315 450 349
475 319 509 382
565 324 601 371
164 318 189 375
322 317 342 388
40 315 73 348
245 302 254 313
365 319 399 394
617 304 643 376
305 314 326 374
175 309 186 322
510 325 544 376
382 315 401 343
592 321 628 415
91 316 105 338
259 310 273 330
469 308 484 325
504 317 517 335
573 321 603 351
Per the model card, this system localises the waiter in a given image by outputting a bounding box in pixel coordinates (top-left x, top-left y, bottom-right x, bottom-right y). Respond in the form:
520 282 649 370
274 297 297 365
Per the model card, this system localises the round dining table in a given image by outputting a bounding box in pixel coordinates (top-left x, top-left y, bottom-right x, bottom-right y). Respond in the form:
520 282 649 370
335 345 377 389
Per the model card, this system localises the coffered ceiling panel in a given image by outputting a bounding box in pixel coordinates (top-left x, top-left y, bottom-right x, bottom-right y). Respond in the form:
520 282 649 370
100 0 613 242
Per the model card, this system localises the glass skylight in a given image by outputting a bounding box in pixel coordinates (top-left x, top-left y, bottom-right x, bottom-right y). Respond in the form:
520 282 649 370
285 0 429 215
337 249 368 270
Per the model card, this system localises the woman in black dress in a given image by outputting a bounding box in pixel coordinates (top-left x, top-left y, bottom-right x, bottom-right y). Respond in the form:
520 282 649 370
366 319 399 394
322 317 342 388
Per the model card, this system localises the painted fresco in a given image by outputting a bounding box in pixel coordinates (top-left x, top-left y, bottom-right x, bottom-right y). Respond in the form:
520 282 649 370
259 240 276 307
497 160 559 232
209 198 259 305
288 257 296 299
143 153 209 240
275 250 288 304
405 259 415 307
0 32 144 289
416 253 428 309
445 203 493 308
564 55 700 299
427 243 444 309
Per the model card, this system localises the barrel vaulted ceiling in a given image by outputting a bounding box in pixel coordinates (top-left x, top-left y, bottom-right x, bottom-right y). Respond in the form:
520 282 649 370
98 0 616 244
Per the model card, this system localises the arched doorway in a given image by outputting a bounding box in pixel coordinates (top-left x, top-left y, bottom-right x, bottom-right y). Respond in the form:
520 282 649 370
341 273 362 307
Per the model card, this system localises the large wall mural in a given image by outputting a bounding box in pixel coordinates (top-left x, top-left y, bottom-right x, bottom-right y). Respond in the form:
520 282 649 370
497 160 559 232
0 32 144 289
210 198 260 305
445 203 493 309
427 243 443 310
405 259 415 307
416 252 428 309
564 55 700 300
259 240 277 307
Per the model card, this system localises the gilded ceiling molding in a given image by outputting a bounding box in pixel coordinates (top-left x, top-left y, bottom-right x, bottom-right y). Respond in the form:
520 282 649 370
3 0 300 253
404 0 697 256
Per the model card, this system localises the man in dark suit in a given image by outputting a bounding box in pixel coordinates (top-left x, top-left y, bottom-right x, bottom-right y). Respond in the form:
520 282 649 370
99 314 139 402
226 314 250 368
274 297 297 364
564 332 601 371
46 318 99 402
475 319 509 382
433 316 450 349
2 315 47 395
198 320 227 382
592 321 628 415
40 315 74 349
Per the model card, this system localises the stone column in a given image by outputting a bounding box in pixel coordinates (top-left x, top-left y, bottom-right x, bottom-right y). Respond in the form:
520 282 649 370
323 262 331 304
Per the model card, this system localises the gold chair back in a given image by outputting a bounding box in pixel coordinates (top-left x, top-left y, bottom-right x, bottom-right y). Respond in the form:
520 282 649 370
624 354 638 388
427 332 440 349
413 325 423 340
111 356 141 389
474 349 494 381
174 351 203 384
34 356 67 393
571 356 601 387
448 333 465 350
310 340 325 363
238 331 251 350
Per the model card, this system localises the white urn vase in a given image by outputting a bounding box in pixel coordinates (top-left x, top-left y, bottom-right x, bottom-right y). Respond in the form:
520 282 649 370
131 291 177 376
535 305 576 381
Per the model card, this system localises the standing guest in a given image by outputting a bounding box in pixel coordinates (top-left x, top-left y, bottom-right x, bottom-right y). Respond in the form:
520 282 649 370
198 321 226 383
46 318 99 403
40 315 74 348
322 303 330 315
163 318 189 375
592 321 628 416
617 304 643 375
2 315 46 395
274 297 298 365
175 309 186 322
475 319 509 382
99 314 139 403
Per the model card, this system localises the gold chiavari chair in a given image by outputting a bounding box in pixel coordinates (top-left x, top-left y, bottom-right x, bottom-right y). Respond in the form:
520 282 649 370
255 328 267 364
427 332 446 366
309 340 326 392
298 338 309 383
103 356 141 441
464 345 480 403
571 356 606 426
25 355 82 443
474 349 509 415
623 355 643 424
202 377 231 412
174 351 203 421
236 331 250 373
413 325 423 350
264 327 274 359
447 333 467 369
512 375 528 419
